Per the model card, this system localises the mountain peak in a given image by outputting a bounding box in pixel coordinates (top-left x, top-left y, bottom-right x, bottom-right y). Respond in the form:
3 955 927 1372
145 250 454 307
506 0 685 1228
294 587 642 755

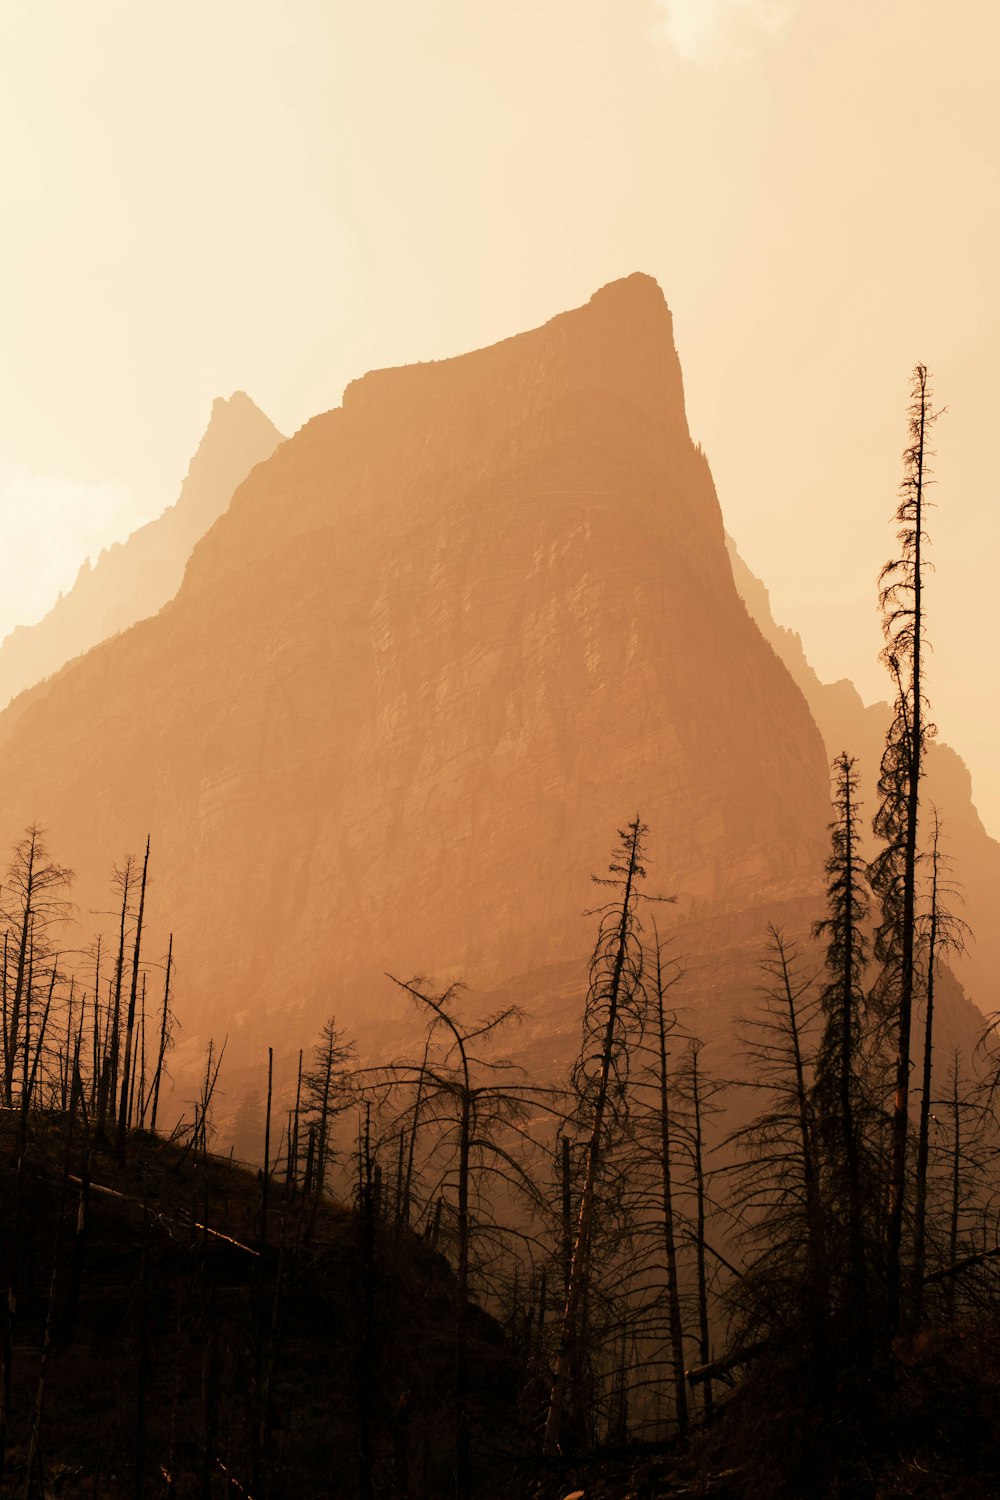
336 270 684 447
0 395 284 709
587 269 667 304
201 390 282 450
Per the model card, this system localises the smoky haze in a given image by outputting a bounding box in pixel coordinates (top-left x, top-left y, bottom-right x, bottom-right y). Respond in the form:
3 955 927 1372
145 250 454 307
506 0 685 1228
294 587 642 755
0 1 997 829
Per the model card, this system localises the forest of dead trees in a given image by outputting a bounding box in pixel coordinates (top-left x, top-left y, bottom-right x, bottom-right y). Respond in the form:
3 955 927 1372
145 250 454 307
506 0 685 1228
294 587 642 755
3 364 1000 1498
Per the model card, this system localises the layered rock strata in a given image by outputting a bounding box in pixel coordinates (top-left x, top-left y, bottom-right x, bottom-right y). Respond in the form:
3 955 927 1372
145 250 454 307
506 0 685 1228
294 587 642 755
0 278 850 1090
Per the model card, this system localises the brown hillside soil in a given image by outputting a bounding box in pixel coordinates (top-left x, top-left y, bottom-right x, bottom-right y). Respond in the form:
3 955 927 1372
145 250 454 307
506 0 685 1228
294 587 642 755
0 1113 526 1498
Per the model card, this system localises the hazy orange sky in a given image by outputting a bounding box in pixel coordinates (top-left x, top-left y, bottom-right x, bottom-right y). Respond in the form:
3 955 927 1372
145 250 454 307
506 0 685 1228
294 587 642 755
2 2 997 833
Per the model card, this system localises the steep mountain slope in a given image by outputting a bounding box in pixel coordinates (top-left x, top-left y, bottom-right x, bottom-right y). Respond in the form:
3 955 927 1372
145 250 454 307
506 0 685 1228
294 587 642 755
727 536 1000 1018
0 277 840 1086
0 392 283 708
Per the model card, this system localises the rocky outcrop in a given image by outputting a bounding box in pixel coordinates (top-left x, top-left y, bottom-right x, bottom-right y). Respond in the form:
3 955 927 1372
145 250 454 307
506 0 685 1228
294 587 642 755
0 392 283 709
0 278 849 1089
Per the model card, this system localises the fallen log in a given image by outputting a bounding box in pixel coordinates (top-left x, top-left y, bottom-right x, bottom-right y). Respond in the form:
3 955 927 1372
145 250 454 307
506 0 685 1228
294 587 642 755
686 1341 766 1387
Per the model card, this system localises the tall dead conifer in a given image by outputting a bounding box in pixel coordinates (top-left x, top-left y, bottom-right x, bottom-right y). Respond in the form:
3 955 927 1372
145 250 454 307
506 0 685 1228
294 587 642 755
1 828 72 1107
544 817 648 1453
813 755 869 1330
869 364 939 1332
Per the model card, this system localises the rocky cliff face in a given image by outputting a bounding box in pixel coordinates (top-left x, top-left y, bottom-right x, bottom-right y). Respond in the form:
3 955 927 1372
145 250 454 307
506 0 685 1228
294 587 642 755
0 277 835 1088
727 536 1000 1020
0 392 283 709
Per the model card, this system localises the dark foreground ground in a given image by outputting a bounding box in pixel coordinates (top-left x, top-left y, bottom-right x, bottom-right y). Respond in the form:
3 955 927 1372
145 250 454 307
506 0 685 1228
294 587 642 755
0 1111 524 1498
4 1110 1000 1498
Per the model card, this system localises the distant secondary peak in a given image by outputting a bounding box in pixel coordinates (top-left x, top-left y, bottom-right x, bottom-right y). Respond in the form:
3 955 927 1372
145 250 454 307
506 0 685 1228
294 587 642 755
209 390 271 420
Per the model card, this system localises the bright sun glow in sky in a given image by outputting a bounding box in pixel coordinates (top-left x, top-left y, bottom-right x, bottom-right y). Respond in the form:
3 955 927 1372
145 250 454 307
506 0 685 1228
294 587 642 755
1 0 997 830
652 0 796 63
0 469 133 629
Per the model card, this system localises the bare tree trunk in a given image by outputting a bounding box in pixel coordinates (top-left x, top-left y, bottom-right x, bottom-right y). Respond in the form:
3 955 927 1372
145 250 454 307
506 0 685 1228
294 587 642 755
127 1010 140 1133
315 1060 332 1200
101 859 132 1139
393 1128 405 1229
288 1047 303 1195
947 1054 961 1322
133 1188 150 1500
544 819 644 1454
61 1142 91 1343
3 834 37 1107
22 1066 80 1499
22 1257 57 1499
0 1155 24 1490
1 931 8 1103
535 1268 547 1364
770 927 833 1349
303 1126 316 1196
690 1044 714 1419
61 978 75 1111
560 1134 572 1299
261 1047 273 1247
150 933 173 1134
117 837 150 1163
359 1103 377 1500
90 936 102 1115
912 817 942 1316
883 366 933 1334
428 1196 443 1252
650 930 688 1434
18 958 56 1161
402 1033 431 1229
201 1311 220 1500
455 1091 471 1500
21 930 33 1111
835 767 866 1318
136 974 148 1128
